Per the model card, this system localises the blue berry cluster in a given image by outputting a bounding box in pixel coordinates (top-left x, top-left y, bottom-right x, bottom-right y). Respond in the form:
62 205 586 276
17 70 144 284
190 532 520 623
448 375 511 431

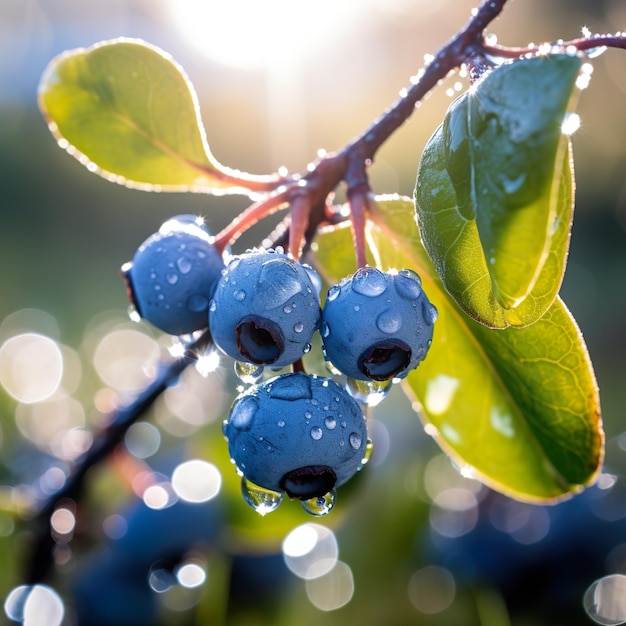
123 216 437 516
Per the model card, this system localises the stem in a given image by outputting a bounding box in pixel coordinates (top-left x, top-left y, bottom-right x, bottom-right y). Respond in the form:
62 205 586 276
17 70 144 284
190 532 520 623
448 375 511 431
24 331 211 584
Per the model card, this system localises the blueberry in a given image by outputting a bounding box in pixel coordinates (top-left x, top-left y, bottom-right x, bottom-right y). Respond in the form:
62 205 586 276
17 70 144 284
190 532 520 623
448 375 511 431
223 372 368 501
321 267 437 381
209 249 321 368
122 214 225 335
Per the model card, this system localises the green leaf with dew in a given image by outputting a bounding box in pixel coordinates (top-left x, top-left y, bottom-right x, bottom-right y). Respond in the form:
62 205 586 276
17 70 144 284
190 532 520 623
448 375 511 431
38 38 276 195
315 195 603 503
415 54 583 327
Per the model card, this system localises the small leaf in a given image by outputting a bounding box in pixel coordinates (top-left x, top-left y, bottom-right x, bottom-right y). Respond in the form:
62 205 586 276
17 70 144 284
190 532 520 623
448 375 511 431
38 38 277 194
314 195 603 503
416 54 583 327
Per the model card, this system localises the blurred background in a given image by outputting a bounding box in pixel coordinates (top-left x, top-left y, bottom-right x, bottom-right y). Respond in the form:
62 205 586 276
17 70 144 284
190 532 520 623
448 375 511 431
2 0 626 624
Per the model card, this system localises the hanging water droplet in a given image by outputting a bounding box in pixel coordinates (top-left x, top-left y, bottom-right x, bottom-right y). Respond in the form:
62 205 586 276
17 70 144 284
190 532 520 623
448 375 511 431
166 272 178 285
327 285 341 302
349 432 362 450
235 361 264 384
177 256 192 274
233 289 246 301
310 426 323 440
301 489 336 516
352 266 387 297
127 304 141 322
187 294 209 312
583 574 626 626
362 439 374 465
303 343 312 354
376 309 402 334
241 477 284 516
324 416 337 430
395 269 423 299
346 377 392 407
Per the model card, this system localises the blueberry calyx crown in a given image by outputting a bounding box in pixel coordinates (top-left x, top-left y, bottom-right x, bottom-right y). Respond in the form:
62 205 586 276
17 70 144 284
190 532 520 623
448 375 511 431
280 465 337 500
359 339 412 381
235 315 284 365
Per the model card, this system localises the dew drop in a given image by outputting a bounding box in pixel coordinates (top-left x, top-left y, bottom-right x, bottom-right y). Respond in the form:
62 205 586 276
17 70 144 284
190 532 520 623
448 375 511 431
127 304 141 322
166 272 179 285
423 302 439 325
269 373 312 400
327 285 341 302
209 299 217 312
259 258 303 307
324 416 337 430
301 490 336 516
351 266 387 297
376 309 402 334
187 294 209 312
294 322 304 333
233 289 246 301
229 396 259 430
303 343 312 354
362 439 374 465
311 426 323 440
395 269 423 299
177 256 192 274
234 360 264 384
278 420 285 427
321 322 330 338
346 377 392 407
241 477 284 516
349 432 362 450
228 257 241 271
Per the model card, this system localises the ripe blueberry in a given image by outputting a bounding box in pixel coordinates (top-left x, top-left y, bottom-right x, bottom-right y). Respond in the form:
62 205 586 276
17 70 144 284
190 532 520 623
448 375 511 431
209 249 321 368
321 267 437 381
122 214 225 336
223 372 368 502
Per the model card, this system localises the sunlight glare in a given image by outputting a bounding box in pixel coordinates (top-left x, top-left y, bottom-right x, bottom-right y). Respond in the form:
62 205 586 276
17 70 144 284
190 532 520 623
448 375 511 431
167 0 354 69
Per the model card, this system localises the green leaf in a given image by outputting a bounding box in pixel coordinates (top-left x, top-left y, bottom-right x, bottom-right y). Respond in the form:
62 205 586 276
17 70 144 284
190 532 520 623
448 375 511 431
416 54 583 327
38 38 276 194
314 195 603 503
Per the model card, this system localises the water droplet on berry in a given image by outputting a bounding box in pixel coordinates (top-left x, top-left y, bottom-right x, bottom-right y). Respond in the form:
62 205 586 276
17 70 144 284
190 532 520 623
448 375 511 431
349 432 362 450
234 360 264 384
304 411 312 420
259 258 303 307
177 256 192 274
395 269 423 299
352 266 387 297
362 439 374 465
187 294 209 312
228 257 241 271
230 396 259 430
324 416 336 430
241 477 284 515
301 489 336 516
310 426 323 440
376 309 402 334
303 343 312 354
346 377 392 407
423 301 438 325
294 321 304 333
166 272 178 285
277 420 285 427
283 305 292 314
209 299 217 312
269 373 313 400
327 285 341 302
127 304 141 322
233 289 246 301
321 322 330 338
